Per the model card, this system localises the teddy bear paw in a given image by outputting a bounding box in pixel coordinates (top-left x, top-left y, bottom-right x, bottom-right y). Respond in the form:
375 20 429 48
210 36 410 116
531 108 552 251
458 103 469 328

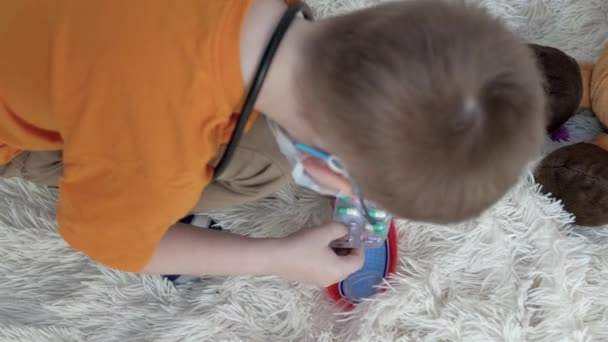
534 142 608 226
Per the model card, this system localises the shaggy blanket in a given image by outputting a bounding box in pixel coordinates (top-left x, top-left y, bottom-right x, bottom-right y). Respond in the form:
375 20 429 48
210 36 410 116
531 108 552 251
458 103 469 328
1 0 608 341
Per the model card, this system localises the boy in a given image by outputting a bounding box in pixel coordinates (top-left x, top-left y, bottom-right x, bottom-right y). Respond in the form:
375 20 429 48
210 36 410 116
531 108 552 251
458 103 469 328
0 0 545 287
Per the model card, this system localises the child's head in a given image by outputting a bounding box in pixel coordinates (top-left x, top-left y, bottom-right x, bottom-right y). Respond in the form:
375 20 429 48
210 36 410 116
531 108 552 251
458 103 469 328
294 0 546 223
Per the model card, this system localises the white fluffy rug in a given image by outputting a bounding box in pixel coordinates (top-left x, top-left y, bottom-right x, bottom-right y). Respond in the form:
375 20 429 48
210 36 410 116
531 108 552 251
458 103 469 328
2 1 608 341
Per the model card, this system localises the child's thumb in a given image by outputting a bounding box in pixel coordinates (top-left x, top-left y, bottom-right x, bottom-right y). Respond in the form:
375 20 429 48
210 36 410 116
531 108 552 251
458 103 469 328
323 223 349 241
340 248 365 271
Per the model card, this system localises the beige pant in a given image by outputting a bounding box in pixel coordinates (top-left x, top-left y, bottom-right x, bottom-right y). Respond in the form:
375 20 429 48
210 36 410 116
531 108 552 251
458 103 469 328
0 117 292 213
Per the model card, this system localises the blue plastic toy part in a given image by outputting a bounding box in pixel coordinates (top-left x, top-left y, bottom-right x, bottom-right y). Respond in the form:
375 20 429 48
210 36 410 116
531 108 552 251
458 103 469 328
338 240 389 303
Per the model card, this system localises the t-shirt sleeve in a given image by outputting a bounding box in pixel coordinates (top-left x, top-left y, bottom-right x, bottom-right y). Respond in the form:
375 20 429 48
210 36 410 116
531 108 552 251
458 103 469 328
57 158 206 271
0 145 22 165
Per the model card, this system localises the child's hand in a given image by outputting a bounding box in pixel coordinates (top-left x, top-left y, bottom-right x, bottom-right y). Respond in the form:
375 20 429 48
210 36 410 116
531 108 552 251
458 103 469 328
275 223 364 287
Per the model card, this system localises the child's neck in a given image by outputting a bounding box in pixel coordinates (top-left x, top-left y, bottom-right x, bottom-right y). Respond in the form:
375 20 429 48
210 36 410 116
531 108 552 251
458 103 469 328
240 0 318 144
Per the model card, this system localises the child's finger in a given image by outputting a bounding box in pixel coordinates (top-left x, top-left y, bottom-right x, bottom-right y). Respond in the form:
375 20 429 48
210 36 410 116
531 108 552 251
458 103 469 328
348 247 364 258
301 157 353 195
341 248 364 270
323 223 348 241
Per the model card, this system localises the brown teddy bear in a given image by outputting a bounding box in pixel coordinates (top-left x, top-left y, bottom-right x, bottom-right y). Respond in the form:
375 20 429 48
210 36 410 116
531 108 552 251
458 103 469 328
529 44 584 133
533 44 608 226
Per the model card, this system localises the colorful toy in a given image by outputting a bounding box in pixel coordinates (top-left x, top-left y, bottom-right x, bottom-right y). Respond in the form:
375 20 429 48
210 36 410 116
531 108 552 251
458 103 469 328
327 219 398 310
532 43 608 225
330 195 392 249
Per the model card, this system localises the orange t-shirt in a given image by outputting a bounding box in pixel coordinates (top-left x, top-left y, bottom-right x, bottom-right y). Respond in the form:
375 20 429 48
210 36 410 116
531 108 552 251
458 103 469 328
0 0 296 271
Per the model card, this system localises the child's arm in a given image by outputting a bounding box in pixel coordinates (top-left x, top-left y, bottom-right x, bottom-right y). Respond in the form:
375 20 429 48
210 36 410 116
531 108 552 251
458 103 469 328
142 222 364 287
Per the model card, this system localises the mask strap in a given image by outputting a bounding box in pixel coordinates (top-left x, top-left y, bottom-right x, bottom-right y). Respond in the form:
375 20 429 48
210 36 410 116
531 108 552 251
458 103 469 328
213 2 314 180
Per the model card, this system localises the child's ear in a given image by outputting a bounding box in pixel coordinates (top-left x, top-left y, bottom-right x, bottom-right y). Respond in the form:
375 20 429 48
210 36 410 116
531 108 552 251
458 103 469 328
301 157 353 195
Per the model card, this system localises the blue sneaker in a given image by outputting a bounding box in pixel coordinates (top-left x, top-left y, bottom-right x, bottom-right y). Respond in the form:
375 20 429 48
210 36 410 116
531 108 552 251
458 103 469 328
164 214 222 285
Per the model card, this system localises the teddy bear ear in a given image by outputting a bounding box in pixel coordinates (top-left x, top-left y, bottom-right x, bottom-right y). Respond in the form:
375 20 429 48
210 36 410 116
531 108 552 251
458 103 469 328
528 44 583 133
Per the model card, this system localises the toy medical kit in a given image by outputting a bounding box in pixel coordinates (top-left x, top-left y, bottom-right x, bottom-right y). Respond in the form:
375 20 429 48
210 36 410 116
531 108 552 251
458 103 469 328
330 195 392 248
326 220 398 309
